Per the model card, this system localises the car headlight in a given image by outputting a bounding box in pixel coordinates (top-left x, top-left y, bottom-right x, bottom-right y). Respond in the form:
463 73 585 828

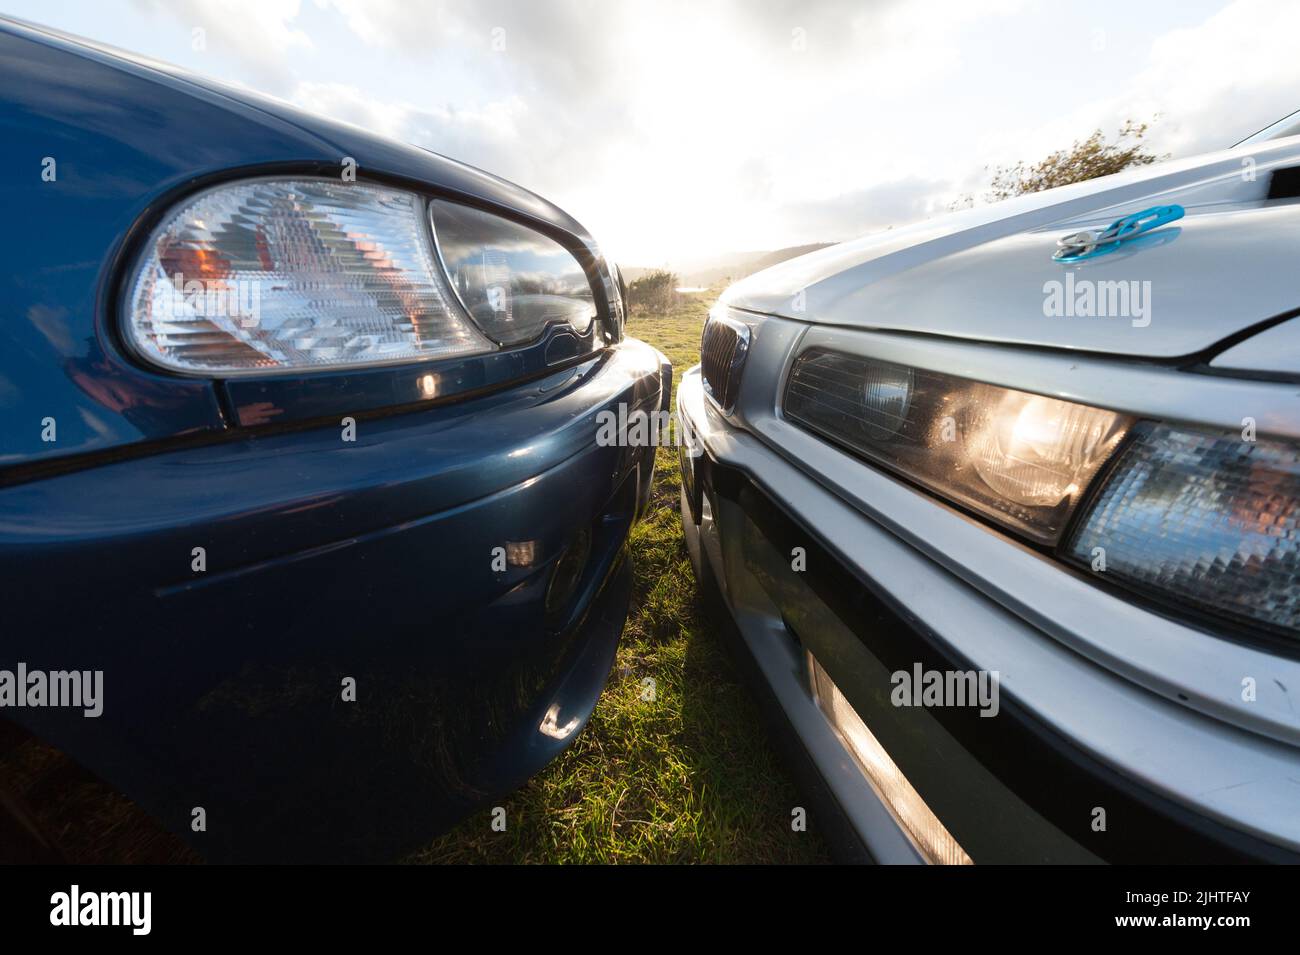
1068 422 1300 637
125 178 598 376
429 199 595 346
784 349 1130 543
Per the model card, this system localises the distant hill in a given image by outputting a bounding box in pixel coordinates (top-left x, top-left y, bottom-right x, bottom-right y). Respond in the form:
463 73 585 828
622 242 836 291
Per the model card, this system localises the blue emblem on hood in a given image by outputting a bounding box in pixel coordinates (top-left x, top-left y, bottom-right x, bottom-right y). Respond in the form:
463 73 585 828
1053 204 1185 262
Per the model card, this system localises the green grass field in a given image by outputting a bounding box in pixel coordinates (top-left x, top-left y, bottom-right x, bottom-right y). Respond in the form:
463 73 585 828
411 294 831 864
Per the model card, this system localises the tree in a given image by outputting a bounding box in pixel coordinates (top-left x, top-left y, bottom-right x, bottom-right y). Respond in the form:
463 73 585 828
955 120 1166 207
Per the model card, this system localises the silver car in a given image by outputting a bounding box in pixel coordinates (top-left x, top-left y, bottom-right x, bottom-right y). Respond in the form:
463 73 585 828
677 115 1300 864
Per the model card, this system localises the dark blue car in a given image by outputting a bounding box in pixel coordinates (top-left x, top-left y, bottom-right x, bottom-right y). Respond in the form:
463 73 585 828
0 17 669 862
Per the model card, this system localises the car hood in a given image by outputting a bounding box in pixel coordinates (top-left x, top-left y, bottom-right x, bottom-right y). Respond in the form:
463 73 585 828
722 138 1300 359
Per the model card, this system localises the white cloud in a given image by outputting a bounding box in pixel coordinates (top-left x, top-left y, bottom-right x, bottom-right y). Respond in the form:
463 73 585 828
289 80 532 174
1097 0 1300 157
131 0 312 90
952 0 1300 186
284 0 1038 260
39 0 1300 265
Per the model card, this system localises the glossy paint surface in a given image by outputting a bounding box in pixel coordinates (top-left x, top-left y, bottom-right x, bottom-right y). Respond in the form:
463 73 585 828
723 139 1300 359
0 17 619 467
0 20 665 861
1 340 666 861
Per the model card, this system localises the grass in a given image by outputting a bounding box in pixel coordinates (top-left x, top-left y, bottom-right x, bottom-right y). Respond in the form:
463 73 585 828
411 294 831 864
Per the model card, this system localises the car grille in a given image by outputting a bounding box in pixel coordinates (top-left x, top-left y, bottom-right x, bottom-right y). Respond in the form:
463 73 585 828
700 314 749 412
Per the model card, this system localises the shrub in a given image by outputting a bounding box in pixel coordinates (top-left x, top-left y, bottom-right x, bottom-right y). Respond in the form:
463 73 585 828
627 269 678 314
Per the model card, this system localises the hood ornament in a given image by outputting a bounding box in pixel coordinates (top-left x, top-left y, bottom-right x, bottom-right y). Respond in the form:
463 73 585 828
1053 204 1184 263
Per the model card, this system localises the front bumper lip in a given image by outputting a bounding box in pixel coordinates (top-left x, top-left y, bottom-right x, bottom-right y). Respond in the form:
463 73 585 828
0 339 666 862
678 366 1300 862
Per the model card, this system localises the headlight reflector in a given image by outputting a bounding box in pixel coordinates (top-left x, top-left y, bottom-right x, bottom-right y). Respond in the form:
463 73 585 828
784 349 1130 543
126 179 494 375
965 385 1123 508
1068 422 1300 636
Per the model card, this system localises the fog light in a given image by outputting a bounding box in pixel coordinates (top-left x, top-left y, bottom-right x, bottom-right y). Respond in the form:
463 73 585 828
807 651 972 865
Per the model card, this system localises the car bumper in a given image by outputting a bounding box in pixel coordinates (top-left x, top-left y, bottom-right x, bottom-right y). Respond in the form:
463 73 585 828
0 339 669 862
677 364 1300 864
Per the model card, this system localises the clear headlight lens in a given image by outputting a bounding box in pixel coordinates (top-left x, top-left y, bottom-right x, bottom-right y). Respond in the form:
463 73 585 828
784 349 1130 543
430 200 596 346
1069 422 1300 635
126 179 494 375
964 386 1124 508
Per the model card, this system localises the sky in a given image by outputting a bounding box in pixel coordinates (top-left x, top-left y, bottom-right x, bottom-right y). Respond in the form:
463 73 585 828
4 0 1299 269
